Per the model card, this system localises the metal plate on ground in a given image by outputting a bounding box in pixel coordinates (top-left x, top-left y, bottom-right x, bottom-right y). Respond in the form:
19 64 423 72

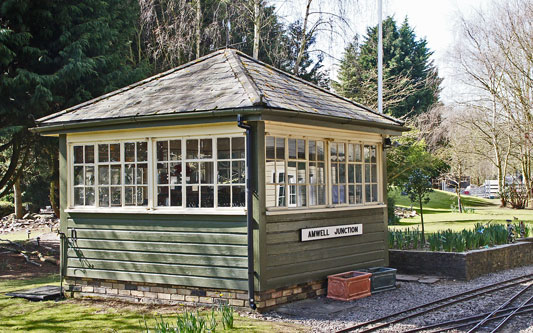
274 298 359 317
5 285 61 301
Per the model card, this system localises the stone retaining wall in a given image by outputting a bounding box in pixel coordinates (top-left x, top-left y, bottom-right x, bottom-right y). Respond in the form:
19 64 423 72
64 277 326 311
389 241 533 280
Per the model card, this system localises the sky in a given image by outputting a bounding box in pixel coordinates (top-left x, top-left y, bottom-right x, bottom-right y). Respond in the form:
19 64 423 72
274 0 487 104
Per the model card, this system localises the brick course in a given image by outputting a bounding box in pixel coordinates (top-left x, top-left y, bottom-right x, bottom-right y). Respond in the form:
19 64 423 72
64 278 327 311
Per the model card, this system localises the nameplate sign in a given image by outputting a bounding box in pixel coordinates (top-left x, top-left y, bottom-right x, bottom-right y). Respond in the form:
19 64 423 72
301 224 363 242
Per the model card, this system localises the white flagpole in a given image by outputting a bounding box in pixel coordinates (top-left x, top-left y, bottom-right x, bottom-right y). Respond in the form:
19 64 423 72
378 0 383 114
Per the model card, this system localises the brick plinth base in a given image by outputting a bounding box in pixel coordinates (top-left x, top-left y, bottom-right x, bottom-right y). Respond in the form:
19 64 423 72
64 278 327 311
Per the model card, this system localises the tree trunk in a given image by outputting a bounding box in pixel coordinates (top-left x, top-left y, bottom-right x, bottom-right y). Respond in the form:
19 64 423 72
456 185 463 213
13 177 23 219
419 197 425 244
252 0 260 59
195 0 202 59
294 0 312 76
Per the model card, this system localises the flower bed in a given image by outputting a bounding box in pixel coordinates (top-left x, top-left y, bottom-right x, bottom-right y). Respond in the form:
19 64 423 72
389 240 533 280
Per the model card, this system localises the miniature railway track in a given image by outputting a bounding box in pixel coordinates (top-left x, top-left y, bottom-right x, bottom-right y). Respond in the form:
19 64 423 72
336 274 533 333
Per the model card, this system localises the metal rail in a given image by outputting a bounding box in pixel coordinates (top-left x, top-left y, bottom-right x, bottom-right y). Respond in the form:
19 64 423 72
402 304 533 333
336 274 533 333
490 292 533 333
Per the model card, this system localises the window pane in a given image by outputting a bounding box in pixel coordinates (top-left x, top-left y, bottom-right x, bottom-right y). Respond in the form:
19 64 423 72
157 163 168 184
348 144 354 162
138 163 148 185
232 186 245 207
74 146 84 164
170 186 181 206
200 162 214 184
169 162 181 185
348 164 355 183
137 142 148 162
99 187 109 207
309 185 317 206
297 185 306 207
356 185 363 203
330 143 337 161
372 164 377 182
287 162 296 184
110 144 120 162
85 146 94 163
370 145 377 163
169 140 181 161
74 188 84 205
276 137 285 160
186 139 198 159
339 185 346 204
111 165 121 185
125 164 135 185
339 163 346 183
317 141 324 161
98 144 109 162
356 165 362 183
111 187 121 206
331 164 338 184
365 184 371 202
309 162 317 184
297 162 305 183
157 141 168 161
318 185 326 205
137 186 148 206
125 186 135 206
218 161 230 184
218 186 231 207
288 139 297 159
297 139 305 159
125 143 135 162
317 163 325 184
98 165 109 185
157 186 169 206
201 186 214 207
232 137 245 159
86 187 95 206
74 166 84 185
186 186 199 207
365 165 371 183
338 143 345 162
276 161 285 183
349 185 355 204
232 161 245 184
186 162 199 184
309 141 316 161
277 185 286 206
332 186 339 204
372 184 378 202
85 166 95 185
364 145 370 163
217 138 230 159
266 136 275 159
200 139 212 159
355 144 362 162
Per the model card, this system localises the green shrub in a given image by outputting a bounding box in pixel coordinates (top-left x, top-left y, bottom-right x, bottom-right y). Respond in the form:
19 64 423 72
141 305 234 333
387 196 400 225
220 303 234 330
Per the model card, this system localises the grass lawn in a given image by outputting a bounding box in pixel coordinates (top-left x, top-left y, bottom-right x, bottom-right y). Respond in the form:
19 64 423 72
0 275 306 333
1 227 52 241
390 188 533 233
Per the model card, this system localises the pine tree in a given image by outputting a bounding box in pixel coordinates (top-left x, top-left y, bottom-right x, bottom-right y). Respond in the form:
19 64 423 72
333 17 441 118
0 0 150 202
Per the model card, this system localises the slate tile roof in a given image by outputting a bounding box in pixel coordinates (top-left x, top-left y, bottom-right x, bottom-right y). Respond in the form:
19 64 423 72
37 49 403 128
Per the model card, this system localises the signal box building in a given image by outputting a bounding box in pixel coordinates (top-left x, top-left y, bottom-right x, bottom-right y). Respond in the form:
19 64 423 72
34 49 406 310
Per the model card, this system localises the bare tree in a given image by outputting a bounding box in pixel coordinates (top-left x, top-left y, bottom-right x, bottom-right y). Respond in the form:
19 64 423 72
452 0 533 205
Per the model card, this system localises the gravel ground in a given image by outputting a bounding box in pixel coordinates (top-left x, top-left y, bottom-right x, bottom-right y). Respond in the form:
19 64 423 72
256 265 533 332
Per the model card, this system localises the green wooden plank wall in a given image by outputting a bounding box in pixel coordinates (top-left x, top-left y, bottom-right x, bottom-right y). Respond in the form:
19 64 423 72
66 213 248 290
263 207 387 290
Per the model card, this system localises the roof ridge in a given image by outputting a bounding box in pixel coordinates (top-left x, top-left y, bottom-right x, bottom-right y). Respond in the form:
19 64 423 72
232 49 404 126
223 49 264 106
37 50 228 123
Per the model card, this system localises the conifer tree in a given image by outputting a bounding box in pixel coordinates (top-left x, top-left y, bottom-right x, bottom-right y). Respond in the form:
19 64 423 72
334 17 441 118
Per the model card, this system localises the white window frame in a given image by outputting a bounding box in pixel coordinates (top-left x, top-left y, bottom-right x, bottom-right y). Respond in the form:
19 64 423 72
264 125 384 212
66 129 246 214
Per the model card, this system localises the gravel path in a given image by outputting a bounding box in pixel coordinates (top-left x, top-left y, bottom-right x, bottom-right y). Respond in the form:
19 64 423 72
256 265 533 332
